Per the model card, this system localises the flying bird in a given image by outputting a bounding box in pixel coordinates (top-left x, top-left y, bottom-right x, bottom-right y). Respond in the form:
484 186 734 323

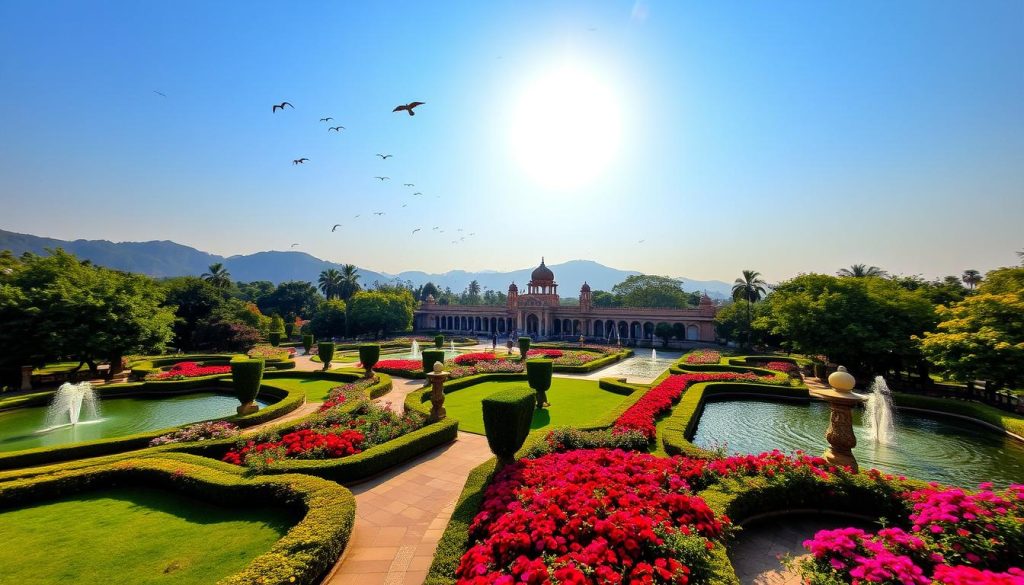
469 232 476 236
374 176 390 181
392 101 425 116
403 183 414 187
354 214 361 218
290 243 300 248
328 126 345 132
320 117 333 122
293 158 309 165
412 192 422 196
153 90 166 97
373 211 385 216
272 101 293 112
331 224 342 232
432 227 439 230
412 228 421 234
638 239 646 244
401 204 407 207
376 153 392 160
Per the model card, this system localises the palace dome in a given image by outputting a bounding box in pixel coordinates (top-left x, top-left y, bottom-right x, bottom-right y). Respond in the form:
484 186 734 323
580 281 591 292
531 258 554 283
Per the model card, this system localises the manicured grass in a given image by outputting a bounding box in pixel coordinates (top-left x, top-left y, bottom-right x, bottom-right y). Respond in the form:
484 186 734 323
263 377 342 401
32 361 83 375
445 378 630 435
0 486 295 585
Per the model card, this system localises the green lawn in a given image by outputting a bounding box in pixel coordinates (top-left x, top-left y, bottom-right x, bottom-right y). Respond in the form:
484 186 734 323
263 377 342 401
445 378 629 435
0 486 295 585
32 361 83 375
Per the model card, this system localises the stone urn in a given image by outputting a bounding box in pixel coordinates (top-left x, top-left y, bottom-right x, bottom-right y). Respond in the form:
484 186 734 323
810 366 867 472
425 362 449 423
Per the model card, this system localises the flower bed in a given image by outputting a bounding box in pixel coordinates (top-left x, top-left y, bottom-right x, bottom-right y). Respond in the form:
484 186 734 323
247 345 296 360
144 361 231 380
371 359 423 376
684 350 721 365
455 352 502 366
614 372 783 440
551 350 600 366
149 421 239 446
799 481 1024 584
763 361 798 374
447 359 525 380
526 348 563 358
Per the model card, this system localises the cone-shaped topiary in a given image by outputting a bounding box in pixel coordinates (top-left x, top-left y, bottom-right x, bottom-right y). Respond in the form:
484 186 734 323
284 322 294 339
359 343 380 378
231 358 264 414
518 336 531 361
302 334 314 355
268 332 282 347
422 349 445 374
526 358 553 408
434 334 444 349
481 386 535 466
318 342 335 371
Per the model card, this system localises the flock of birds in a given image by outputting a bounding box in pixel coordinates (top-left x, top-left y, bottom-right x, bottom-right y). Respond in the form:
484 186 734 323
267 98 480 248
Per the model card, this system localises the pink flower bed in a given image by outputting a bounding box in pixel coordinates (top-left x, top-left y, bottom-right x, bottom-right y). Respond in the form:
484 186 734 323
684 350 721 365
455 352 502 365
527 348 564 358
146 361 231 380
373 359 423 375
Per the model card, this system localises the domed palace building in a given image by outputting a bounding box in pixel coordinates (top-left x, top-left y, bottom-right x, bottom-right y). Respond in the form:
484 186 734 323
414 259 718 343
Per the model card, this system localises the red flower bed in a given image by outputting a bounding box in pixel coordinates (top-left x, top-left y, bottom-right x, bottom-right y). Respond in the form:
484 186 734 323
147 361 231 380
764 361 798 374
222 427 364 465
614 372 780 439
455 352 501 365
527 348 564 358
457 449 729 585
374 359 423 373
684 350 721 365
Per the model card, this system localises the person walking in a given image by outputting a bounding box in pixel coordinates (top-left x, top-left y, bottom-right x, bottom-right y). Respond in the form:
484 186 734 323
492 332 497 350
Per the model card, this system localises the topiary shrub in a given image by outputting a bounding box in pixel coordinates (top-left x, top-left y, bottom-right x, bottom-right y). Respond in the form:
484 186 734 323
518 336 531 361
359 344 380 378
422 349 445 374
526 358 553 408
231 358 264 414
481 386 535 465
302 334 314 355
318 342 335 371
284 322 294 339
268 332 282 347
434 334 444 349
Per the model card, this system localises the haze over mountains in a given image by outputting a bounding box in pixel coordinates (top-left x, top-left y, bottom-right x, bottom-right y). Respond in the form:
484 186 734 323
0 229 732 298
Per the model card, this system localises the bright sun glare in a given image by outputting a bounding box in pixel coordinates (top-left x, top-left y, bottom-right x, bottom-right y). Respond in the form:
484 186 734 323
508 61 622 190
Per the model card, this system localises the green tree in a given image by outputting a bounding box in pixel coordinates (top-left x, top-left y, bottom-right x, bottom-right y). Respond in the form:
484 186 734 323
318 269 344 300
233 280 274 303
591 290 620 307
961 269 982 290
347 289 415 338
890 275 969 306
731 269 768 347
654 322 673 348
257 281 321 321
919 267 1024 389
757 273 936 375
611 275 691 308
201 262 231 289
715 300 769 346
338 264 361 301
837 264 887 278
416 281 440 301
462 280 482 305
308 299 347 340
162 276 227 351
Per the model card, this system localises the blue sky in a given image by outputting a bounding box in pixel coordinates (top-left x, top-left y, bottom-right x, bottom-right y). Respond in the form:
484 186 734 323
1 1 1021 282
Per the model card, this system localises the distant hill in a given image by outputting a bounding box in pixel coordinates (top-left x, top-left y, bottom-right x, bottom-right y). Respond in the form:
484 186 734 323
0 229 731 298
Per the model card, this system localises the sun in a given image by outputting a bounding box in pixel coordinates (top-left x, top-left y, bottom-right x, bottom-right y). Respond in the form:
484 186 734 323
507 60 623 190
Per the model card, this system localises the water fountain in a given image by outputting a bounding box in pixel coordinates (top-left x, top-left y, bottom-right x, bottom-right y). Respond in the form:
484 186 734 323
864 376 896 445
43 382 100 429
411 339 421 359
810 366 868 472
450 340 455 352
650 348 658 361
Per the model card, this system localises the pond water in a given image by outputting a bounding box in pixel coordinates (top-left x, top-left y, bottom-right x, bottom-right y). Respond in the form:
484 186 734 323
381 349 463 361
593 355 678 382
692 399 1024 488
0 392 271 453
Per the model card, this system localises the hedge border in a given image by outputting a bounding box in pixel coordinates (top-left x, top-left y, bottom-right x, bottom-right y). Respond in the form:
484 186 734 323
424 457 499 585
0 454 355 585
0 379 305 470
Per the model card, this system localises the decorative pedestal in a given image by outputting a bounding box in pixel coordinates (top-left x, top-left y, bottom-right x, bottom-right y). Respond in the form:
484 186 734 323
811 366 867 472
236 402 259 415
20 365 33 391
426 363 450 423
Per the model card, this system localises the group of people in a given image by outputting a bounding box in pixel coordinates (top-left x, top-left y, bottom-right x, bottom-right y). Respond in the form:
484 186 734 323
491 330 520 352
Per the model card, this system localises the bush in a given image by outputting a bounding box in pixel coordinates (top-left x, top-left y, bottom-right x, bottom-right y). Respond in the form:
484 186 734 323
284 322 294 338
517 336 531 361
302 334 314 355
422 349 445 374
268 332 282 347
481 386 535 465
230 359 264 407
525 358 553 408
359 344 380 377
317 342 335 370
434 334 444 349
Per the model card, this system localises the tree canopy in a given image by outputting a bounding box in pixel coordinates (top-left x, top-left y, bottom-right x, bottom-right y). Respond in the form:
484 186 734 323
256 281 321 321
347 289 414 337
610 275 694 308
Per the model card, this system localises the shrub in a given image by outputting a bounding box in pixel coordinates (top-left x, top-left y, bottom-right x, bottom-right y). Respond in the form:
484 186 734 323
422 349 445 374
284 322 294 338
149 421 239 447
359 344 380 378
434 334 444 349
268 331 282 347
525 358 553 408
230 359 264 407
481 386 534 465
523 427 651 458
318 342 335 371
517 336 531 361
302 334 314 354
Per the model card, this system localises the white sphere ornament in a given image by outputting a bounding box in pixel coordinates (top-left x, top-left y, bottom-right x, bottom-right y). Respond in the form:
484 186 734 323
828 366 856 392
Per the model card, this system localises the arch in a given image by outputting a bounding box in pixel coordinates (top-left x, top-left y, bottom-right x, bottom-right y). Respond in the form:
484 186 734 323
617 321 629 339
475 316 482 331
687 324 699 340
643 322 655 340
553 320 562 335
593 320 605 338
630 321 642 339
497 318 505 333
490 317 497 332
573 320 581 335
526 313 540 335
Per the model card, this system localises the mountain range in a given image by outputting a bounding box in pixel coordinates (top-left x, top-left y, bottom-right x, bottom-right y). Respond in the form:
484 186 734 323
0 229 732 298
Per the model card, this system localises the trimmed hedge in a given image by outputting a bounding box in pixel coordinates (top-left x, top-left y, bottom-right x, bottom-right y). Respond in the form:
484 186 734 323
481 387 535 463
422 349 445 374
517 337 531 360
425 458 499 585
302 334 314 354
268 332 282 347
359 343 380 376
434 334 444 349
317 342 335 370
231 358 264 406
525 358 553 408
0 455 355 585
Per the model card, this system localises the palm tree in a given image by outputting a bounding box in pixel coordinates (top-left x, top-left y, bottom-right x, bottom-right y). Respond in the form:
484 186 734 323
732 270 768 347
961 269 982 290
337 264 361 301
837 264 887 278
318 268 343 299
202 262 231 288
